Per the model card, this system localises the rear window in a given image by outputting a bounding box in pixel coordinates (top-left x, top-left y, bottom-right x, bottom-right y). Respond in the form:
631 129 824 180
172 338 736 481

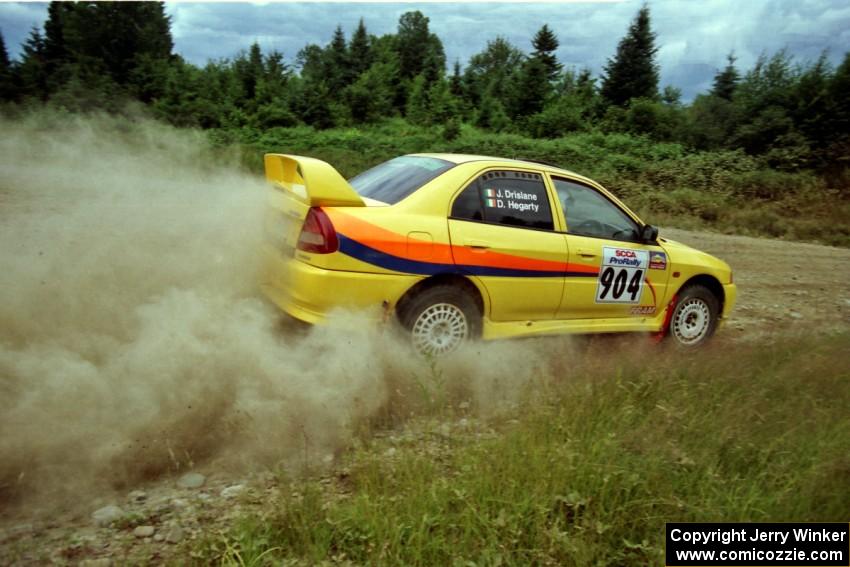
349 156 454 205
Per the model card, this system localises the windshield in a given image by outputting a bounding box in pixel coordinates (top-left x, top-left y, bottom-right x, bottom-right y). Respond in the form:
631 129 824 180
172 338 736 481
349 156 454 205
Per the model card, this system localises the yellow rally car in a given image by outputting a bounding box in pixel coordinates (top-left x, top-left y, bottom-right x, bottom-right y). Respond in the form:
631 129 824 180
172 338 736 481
261 153 736 354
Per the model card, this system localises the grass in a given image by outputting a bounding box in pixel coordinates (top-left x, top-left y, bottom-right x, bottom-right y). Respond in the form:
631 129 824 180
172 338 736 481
190 333 850 566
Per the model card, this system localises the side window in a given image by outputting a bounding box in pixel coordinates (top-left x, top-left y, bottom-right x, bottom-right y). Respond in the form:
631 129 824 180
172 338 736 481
553 178 640 241
451 171 554 231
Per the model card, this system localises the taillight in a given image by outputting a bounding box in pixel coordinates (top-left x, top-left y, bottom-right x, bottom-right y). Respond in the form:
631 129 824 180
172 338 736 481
297 207 338 254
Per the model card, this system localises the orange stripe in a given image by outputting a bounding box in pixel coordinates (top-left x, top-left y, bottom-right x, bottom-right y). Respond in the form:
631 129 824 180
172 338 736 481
325 209 598 275
325 209 454 263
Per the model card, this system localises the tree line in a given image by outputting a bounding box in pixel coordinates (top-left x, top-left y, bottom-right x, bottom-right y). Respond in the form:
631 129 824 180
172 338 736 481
1 2 848 179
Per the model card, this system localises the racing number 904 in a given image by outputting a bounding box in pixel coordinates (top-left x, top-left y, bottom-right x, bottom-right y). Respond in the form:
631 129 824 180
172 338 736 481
595 247 648 304
598 267 643 301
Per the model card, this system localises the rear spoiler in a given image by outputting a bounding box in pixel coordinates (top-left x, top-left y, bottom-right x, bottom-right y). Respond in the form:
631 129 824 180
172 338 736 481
264 154 364 207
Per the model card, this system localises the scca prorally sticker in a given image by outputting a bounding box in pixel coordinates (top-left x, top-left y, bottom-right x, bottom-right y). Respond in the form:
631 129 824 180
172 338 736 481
595 247 648 304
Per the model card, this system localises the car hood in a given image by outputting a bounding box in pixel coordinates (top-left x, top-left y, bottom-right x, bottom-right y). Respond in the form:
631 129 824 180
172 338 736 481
659 236 733 277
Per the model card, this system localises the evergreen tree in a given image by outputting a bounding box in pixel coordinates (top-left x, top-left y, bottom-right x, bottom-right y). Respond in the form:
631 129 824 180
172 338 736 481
711 52 740 101
421 34 446 84
35 1 173 100
296 79 335 129
575 68 597 103
787 53 830 166
531 24 561 83
406 73 429 125
427 77 456 124
349 19 372 76
17 28 48 100
600 5 659 106
346 60 397 123
297 44 325 83
80 2 173 86
258 49 291 103
0 30 13 100
449 60 463 97
42 1 74 90
509 57 549 118
475 88 510 131
825 52 850 184
240 43 264 103
325 25 351 94
0 31 8 72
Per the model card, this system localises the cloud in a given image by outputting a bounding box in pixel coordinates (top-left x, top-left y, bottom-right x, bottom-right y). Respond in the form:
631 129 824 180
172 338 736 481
1 1 848 101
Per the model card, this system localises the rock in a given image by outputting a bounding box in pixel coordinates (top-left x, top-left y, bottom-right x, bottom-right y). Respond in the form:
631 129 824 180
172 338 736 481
92 505 124 527
176 472 205 489
170 498 189 510
789 311 803 320
383 447 397 457
164 526 184 544
133 525 155 538
128 490 147 503
154 500 173 514
80 559 112 567
220 484 246 499
154 533 164 542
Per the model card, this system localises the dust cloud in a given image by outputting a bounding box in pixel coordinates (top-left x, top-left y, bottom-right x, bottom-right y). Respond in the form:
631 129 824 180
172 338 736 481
0 112 564 513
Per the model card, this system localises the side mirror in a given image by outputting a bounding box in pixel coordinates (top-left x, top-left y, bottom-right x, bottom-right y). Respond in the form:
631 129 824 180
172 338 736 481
640 224 659 243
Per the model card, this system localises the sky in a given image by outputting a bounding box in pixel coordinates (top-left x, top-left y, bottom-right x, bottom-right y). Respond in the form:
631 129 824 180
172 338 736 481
1 0 848 101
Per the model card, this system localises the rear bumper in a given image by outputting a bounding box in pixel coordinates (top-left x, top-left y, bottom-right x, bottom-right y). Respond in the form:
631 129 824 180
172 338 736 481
260 246 420 325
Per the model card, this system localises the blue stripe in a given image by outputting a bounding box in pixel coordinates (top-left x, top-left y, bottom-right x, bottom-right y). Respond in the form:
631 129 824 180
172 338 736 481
337 234 598 279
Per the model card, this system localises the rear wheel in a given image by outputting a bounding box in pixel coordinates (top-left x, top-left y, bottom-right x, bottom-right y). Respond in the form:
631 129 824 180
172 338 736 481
399 285 481 356
669 284 720 346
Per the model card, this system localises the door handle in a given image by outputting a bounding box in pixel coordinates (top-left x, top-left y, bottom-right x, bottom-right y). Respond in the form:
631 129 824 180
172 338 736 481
464 239 490 251
577 248 597 258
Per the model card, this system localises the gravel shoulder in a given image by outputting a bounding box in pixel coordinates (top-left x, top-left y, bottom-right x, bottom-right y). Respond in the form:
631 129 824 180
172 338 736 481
662 228 850 337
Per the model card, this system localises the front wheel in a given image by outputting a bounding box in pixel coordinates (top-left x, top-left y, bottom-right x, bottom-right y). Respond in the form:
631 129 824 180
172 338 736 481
399 286 481 356
668 285 720 347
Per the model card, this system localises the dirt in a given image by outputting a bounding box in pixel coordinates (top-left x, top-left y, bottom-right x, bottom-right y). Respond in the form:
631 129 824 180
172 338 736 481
662 228 850 337
2 228 849 565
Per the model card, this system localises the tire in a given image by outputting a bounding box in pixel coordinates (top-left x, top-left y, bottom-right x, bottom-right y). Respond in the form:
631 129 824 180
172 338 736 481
399 285 481 356
668 284 721 347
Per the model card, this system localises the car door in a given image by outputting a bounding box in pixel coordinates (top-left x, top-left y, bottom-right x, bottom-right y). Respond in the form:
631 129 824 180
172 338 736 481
551 176 671 320
448 169 568 322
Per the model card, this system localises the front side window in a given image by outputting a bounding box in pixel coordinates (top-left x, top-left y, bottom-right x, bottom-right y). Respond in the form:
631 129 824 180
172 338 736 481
553 178 640 241
349 156 454 204
451 170 554 231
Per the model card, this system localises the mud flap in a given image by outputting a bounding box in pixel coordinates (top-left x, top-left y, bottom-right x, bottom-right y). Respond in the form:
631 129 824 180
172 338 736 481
652 294 678 343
